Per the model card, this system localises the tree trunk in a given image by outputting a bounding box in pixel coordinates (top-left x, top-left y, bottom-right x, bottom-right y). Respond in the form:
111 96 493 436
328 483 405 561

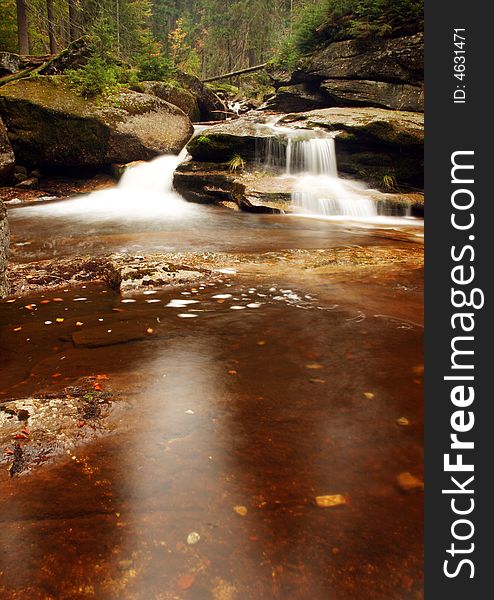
47 0 58 54
16 0 29 55
68 0 80 42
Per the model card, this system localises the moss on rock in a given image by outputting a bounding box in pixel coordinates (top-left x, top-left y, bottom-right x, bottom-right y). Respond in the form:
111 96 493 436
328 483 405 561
0 76 193 167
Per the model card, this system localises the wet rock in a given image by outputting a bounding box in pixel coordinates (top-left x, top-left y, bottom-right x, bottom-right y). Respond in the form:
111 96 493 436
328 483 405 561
396 472 424 493
0 77 193 168
186 116 273 162
15 176 38 189
173 159 288 212
0 392 115 475
0 115 15 184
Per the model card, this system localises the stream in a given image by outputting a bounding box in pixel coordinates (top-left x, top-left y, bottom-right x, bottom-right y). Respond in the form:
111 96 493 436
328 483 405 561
0 128 424 599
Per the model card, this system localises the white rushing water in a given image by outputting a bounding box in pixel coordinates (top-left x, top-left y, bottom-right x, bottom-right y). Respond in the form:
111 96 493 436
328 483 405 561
261 127 378 218
17 148 195 223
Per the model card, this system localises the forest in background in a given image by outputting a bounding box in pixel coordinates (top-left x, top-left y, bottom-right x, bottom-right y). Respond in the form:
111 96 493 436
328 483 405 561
1 1 423 80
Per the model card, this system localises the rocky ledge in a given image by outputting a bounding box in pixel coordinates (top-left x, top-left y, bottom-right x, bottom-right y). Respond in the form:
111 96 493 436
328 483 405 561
174 107 424 209
266 33 424 113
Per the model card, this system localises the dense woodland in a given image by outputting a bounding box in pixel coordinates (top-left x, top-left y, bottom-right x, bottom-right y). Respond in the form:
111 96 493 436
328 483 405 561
1 0 423 80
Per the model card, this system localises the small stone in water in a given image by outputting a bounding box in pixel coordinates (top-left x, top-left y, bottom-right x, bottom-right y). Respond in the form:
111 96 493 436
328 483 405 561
187 531 201 545
396 417 410 426
233 505 248 517
396 472 424 493
185 409 194 415
315 494 346 508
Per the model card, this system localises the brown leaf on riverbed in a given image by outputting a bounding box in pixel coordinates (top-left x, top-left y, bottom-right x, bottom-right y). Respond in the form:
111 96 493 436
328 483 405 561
96 374 109 380
176 574 195 591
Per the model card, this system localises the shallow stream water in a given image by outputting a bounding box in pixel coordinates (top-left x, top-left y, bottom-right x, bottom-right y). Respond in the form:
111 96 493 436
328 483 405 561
0 152 423 599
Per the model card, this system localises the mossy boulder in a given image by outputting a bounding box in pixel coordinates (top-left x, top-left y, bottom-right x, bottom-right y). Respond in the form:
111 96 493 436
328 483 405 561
0 77 193 168
281 107 423 148
130 81 201 121
175 71 226 121
187 119 274 162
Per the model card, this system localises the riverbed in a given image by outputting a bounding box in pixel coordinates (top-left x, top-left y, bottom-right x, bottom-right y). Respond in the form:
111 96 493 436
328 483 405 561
0 159 423 599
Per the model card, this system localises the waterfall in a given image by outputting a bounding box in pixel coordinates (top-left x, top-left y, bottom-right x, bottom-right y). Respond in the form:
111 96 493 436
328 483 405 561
16 149 194 223
259 129 377 218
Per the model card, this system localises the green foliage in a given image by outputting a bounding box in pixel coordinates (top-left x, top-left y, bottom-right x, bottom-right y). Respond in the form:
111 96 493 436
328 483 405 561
0 0 17 52
66 57 120 99
275 0 423 68
137 54 176 81
228 154 245 173
382 174 398 190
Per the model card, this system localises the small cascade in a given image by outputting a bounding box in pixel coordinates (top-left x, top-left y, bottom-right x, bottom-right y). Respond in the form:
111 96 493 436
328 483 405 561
18 148 194 223
258 127 377 218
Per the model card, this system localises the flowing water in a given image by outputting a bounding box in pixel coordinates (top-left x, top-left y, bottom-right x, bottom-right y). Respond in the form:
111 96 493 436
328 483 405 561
0 125 424 599
259 121 415 220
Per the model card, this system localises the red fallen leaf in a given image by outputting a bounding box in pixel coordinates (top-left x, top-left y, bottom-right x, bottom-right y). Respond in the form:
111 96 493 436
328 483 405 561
21 428 30 435
176 574 195 591
92 383 103 391
249 536 259 541
4 448 14 456
13 433 29 440
51 373 62 378
77 420 86 428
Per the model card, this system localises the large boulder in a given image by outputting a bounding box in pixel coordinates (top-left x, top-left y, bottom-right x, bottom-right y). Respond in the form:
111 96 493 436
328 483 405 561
295 33 423 85
186 117 274 162
0 53 21 77
175 71 226 121
0 115 15 184
0 77 193 168
266 33 424 113
0 200 9 297
319 79 423 112
130 81 201 121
